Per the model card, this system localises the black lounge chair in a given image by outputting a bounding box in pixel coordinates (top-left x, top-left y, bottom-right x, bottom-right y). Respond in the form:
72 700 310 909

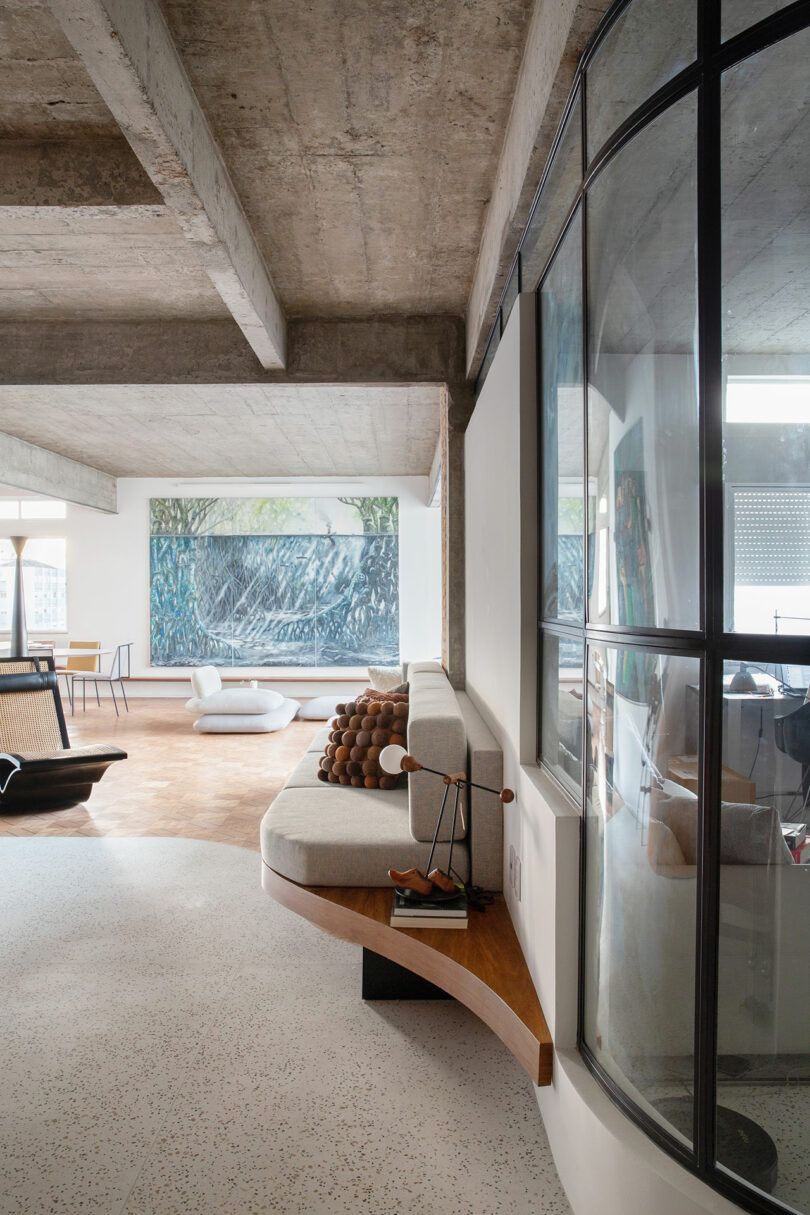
0 658 126 812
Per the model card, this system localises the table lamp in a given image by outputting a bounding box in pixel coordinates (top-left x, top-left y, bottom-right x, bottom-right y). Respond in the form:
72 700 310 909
379 743 514 900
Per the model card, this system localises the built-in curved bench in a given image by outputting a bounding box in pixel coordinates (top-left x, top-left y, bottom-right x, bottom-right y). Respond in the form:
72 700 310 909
261 863 553 1086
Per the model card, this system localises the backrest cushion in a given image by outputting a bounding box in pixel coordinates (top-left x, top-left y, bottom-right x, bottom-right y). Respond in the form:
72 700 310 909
651 791 793 865
407 666 467 842
190 666 221 700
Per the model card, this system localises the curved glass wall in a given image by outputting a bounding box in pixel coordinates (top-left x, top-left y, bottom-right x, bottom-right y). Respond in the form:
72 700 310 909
472 1 810 1212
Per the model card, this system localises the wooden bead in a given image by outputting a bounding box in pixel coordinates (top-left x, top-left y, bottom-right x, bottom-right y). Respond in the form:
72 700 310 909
350 775 364 787
342 730 357 749
371 728 389 747
366 745 381 761
361 715 376 731
335 746 350 762
364 775 379 789
379 775 396 791
367 701 382 716
361 759 379 777
320 756 333 772
335 703 346 715
377 715 393 731
349 715 363 731
339 774 351 785
389 733 406 749
327 772 339 783
355 730 371 748
326 743 338 758
346 761 361 777
337 715 350 729
393 702 408 718
349 745 366 763
332 760 346 777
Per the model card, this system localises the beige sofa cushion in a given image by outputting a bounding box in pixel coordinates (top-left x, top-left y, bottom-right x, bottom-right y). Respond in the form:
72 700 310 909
261 782 469 887
406 667 467 842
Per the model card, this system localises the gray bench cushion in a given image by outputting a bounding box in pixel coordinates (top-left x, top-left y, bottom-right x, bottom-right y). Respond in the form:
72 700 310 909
407 669 467 842
261 782 470 887
306 728 331 754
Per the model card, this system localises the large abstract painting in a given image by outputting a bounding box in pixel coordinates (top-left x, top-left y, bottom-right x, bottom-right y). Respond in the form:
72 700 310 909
150 497 399 667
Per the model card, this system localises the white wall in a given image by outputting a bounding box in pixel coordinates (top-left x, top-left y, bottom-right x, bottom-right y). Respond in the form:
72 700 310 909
1 476 441 696
464 296 744 1215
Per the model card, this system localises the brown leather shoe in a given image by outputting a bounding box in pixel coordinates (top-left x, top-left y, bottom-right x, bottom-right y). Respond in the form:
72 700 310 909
388 867 433 896
427 868 456 893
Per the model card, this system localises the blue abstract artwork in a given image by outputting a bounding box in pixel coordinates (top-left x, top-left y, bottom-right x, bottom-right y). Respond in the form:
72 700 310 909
149 497 399 667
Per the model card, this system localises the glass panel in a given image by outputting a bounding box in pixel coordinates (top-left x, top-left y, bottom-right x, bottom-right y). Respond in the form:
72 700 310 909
583 644 701 1145
541 210 584 622
722 27 810 636
723 0 794 40
541 632 584 790
502 260 519 331
0 538 67 631
715 657 810 1211
521 94 582 293
587 97 700 631
586 0 695 162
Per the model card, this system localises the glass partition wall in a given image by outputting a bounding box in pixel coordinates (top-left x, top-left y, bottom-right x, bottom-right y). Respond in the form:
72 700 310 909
478 2 810 1212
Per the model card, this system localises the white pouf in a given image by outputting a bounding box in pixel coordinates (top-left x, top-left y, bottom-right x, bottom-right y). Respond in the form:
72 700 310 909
297 695 343 721
193 698 300 734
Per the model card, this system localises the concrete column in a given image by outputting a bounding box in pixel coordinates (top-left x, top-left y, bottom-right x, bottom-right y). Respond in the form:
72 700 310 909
442 384 474 689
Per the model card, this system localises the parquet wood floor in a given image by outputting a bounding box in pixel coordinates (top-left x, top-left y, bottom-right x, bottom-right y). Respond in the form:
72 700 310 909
0 698 318 851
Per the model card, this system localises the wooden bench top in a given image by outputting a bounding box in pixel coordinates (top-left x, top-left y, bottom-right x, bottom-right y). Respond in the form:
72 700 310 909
261 864 552 1086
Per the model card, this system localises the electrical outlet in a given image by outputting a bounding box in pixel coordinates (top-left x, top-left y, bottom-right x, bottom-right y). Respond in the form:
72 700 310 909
514 855 522 901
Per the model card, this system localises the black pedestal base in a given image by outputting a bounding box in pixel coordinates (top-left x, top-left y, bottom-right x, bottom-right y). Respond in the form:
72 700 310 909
361 948 451 1000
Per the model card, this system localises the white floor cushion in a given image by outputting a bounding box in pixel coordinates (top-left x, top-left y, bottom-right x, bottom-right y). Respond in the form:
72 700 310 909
193 698 300 733
297 695 342 720
186 686 285 714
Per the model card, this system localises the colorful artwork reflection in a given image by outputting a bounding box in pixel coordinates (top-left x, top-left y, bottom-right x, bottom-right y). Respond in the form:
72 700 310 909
149 497 399 667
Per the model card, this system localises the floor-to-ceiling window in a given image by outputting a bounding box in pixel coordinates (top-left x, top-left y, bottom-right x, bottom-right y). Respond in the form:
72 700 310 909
477 2 810 1212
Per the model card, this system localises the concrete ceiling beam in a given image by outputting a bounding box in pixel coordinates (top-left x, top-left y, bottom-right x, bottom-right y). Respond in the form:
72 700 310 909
0 315 467 388
46 0 286 370
465 0 611 375
0 430 116 513
0 138 161 207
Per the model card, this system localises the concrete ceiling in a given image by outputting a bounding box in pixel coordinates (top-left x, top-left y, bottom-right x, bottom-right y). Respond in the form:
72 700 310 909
0 384 442 477
0 0 541 488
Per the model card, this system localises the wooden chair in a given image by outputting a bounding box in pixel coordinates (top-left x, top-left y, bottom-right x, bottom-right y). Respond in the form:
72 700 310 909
54 641 100 712
0 658 126 812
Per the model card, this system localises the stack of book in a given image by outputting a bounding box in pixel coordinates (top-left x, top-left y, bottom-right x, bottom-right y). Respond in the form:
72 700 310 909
389 888 468 929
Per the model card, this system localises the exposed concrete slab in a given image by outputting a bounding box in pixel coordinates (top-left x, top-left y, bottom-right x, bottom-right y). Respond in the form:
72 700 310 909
0 428 116 511
0 206 231 320
0 0 120 139
48 0 286 368
466 0 611 374
0 138 160 205
0 384 442 479
161 0 535 318
0 315 466 386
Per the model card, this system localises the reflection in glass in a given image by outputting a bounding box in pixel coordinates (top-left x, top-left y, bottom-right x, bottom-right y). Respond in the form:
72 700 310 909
541 210 584 623
723 0 793 40
722 27 810 636
586 0 695 162
541 633 584 791
716 659 810 1208
587 96 700 631
521 95 582 293
583 644 700 1145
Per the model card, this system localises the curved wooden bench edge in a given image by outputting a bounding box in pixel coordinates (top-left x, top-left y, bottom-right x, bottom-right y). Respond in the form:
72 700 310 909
261 861 553 1086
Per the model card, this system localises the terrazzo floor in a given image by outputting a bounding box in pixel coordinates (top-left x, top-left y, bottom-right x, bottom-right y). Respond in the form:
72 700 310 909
0 837 570 1215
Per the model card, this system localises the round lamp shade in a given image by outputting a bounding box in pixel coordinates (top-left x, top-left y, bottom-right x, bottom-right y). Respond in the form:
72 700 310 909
379 744 408 775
